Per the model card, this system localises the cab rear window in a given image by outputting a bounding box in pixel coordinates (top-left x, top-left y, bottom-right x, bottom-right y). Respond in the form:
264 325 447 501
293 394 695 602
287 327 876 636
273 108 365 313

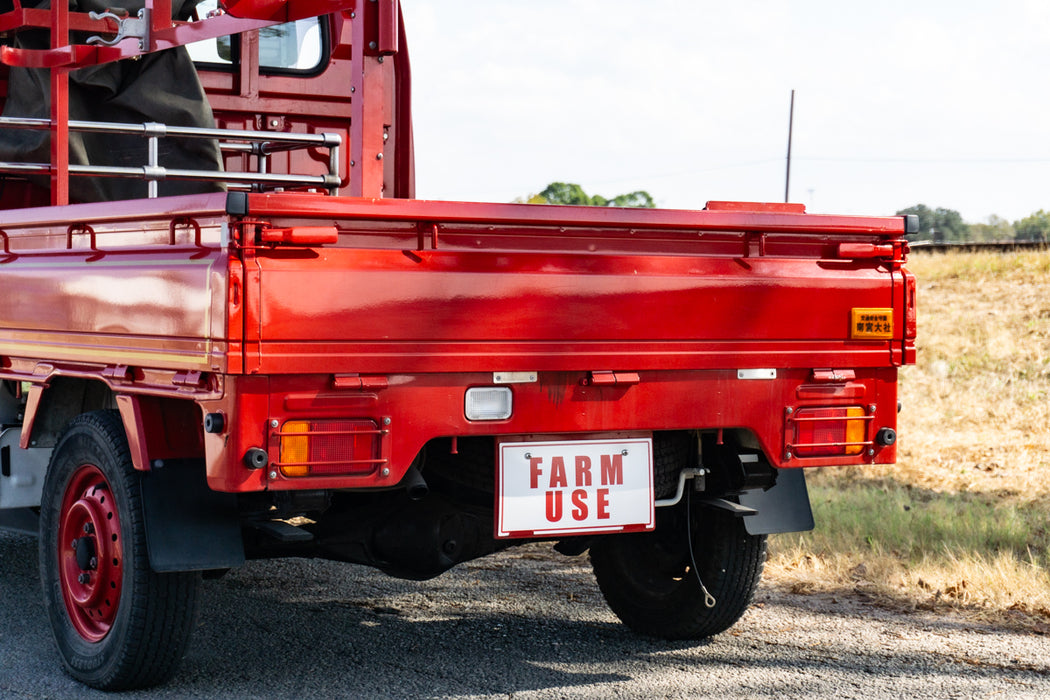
187 0 326 74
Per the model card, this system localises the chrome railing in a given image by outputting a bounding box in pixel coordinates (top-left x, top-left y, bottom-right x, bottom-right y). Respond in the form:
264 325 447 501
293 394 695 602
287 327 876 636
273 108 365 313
0 116 342 197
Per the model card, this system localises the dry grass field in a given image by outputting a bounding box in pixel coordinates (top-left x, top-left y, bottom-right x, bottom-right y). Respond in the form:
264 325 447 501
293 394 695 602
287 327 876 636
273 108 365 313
766 249 1050 629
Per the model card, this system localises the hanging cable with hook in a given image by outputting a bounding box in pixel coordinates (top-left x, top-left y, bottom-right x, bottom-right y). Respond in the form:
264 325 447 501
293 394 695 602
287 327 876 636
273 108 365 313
686 487 717 609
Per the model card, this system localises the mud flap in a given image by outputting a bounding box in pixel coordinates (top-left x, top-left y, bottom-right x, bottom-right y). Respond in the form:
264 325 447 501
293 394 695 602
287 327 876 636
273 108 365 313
139 460 245 572
737 468 814 535
0 506 40 535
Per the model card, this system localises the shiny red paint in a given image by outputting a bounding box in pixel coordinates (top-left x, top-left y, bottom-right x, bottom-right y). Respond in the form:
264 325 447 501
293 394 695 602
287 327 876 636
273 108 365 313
0 191 913 492
58 464 123 642
195 365 903 493
244 193 910 236
0 2 914 500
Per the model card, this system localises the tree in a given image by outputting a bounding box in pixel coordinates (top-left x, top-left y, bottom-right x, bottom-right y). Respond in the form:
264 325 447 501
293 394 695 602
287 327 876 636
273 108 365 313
968 215 1014 242
606 190 656 208
1013 210 1050 242
537 182 593 206
896 204 969 242
524 182 656 208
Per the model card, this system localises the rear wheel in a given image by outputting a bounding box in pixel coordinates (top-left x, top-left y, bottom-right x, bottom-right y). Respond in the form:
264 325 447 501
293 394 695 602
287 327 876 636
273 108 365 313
39 410 201 690
590 501 767 639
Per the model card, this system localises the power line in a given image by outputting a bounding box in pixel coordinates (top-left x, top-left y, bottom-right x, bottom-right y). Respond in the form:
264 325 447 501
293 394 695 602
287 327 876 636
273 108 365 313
799 156 1050 164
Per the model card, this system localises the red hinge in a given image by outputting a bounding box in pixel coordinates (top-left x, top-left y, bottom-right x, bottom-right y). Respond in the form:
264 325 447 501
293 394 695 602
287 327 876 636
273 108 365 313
587 371 641 386
837 243 895 259
259 226 339 245
333 374 390 390
102 365 133 382
172 370 203 388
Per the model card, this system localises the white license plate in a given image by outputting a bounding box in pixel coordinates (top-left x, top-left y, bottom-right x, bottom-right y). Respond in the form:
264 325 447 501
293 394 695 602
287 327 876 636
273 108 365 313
496 438 654 538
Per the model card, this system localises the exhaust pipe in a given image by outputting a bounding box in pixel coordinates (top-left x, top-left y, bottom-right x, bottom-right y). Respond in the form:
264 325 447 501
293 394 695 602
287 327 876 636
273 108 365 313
402 465 429 501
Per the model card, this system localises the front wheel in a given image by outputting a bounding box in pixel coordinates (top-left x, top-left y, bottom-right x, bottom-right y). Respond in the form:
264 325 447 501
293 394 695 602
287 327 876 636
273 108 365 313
590 501 767 640
39 410 201 690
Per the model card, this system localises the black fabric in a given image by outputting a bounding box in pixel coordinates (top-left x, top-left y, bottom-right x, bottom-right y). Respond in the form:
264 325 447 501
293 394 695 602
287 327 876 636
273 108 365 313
0 0 224 202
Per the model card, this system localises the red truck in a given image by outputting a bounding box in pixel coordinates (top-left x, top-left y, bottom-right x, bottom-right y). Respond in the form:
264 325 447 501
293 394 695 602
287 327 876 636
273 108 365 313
0 0 917 690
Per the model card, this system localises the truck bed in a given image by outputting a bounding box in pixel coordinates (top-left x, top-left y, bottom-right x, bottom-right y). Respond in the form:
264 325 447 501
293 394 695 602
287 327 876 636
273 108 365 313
0 192 914 493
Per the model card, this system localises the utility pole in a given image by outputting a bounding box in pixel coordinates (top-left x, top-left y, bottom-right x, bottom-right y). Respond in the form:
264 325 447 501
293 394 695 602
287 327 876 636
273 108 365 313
785 89 795 203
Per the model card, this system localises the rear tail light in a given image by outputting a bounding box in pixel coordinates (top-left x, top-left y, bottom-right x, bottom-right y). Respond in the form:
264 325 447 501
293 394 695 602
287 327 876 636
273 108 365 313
465 387 512 421
277 419 382 477
791 407 868 457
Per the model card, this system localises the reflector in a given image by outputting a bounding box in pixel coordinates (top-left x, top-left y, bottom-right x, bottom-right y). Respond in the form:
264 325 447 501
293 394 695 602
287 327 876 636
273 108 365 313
278 419 381 477
793 407 866 457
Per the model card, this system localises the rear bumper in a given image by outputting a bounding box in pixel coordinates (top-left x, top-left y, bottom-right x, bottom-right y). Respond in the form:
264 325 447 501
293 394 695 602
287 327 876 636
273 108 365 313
200 366 900 493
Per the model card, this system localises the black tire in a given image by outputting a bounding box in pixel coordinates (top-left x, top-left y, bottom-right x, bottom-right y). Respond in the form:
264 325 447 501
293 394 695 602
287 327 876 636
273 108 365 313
590 500 767 640
653 431 694 499
39 410 201 690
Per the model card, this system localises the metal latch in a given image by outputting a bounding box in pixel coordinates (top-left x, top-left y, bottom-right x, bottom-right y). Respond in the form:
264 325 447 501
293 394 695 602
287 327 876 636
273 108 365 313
86 9 150 50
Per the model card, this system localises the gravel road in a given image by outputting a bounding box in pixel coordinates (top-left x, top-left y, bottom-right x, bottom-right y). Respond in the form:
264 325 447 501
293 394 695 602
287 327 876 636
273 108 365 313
2 529 1047 699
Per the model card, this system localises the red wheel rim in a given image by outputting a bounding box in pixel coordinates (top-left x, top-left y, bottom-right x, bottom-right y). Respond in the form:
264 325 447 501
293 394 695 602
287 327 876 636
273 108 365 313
57 464 123 642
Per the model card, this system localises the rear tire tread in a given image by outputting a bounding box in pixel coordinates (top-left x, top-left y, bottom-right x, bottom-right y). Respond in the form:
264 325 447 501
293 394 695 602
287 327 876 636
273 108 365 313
40 410 200 691
591 507 767 640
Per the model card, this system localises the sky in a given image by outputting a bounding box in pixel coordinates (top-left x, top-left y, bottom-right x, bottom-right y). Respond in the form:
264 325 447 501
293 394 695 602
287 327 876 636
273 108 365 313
402 0 1050 224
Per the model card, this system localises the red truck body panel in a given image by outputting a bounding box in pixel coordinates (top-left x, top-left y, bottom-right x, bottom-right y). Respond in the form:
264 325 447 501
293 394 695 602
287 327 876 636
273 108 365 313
0 191 912 495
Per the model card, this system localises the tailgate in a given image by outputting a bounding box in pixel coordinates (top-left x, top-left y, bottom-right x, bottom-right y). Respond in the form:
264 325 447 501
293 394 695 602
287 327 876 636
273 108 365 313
236 195 912 375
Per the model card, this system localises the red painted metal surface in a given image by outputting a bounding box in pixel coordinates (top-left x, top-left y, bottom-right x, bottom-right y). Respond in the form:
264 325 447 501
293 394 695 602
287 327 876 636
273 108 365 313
0 192 913 493
0 196 231 380
225 0 351 23
0 2 914 500
196 364 902 493
58 464 123 642
48 0 69 207
0 0 291 69
244 193 910 236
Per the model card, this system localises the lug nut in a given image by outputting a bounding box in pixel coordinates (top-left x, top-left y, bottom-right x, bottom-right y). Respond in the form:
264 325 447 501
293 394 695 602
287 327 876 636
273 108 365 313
83 523 94 534
89 557 98 570
77 573 90 585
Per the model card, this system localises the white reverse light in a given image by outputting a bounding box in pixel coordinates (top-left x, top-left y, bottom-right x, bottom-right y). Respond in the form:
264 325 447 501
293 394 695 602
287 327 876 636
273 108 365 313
465 387 513 421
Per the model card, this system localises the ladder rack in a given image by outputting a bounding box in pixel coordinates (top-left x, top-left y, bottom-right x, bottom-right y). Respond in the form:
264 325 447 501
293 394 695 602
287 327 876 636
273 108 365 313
0 116 342 197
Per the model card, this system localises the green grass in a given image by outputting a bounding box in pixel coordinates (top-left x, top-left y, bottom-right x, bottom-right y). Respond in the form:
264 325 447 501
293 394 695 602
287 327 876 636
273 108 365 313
914 249 1050 280
778 476 1048 567
768 473 1050 620
766 250 1050 624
